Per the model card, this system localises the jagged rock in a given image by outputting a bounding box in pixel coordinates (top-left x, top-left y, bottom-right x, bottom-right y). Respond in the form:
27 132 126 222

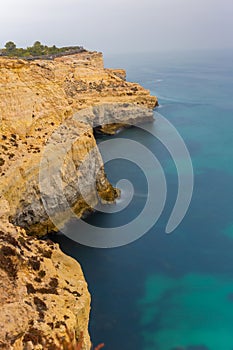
0 50 157 349
0 51 157 236
0 200 91 349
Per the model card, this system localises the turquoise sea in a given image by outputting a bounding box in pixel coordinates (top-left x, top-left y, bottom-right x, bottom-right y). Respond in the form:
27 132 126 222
52 50 233 350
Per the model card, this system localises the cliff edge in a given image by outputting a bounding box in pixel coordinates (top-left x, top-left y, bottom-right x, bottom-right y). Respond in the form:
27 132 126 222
0 51 157 349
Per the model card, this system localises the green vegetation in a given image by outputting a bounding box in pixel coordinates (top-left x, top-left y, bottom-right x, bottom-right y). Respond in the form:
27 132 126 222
0 41 84 58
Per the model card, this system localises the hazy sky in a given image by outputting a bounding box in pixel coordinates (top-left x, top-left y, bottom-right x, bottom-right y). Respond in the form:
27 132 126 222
0 0 232 54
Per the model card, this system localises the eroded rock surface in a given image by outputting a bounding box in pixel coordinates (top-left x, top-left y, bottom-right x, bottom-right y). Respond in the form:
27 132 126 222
0 51 157 235
0 201 91 349
0 51 157 349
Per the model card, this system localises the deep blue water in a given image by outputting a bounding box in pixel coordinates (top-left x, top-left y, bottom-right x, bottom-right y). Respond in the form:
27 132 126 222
51 50 233 350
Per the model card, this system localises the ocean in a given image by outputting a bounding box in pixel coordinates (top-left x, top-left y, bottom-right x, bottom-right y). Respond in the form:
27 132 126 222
51 49 233 350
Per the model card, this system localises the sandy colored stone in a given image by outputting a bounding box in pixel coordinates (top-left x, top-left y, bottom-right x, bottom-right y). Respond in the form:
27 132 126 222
0 50 157 349
0 202 91 349
0 51 157 236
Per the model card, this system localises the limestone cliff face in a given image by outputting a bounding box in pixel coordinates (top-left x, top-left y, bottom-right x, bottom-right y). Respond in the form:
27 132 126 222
0 51 157 136
0 51 157 235
0 200 91 349
0 51 157 349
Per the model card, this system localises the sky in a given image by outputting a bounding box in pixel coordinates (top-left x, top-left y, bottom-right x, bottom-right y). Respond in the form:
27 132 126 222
0 0 233 54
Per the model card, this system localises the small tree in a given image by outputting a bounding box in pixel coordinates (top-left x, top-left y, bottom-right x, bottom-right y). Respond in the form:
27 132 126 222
4 41 16 51
33 41 42 48
30 41 45 55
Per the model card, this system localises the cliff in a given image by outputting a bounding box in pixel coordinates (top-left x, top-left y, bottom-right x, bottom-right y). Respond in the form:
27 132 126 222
0 200 91 349
0 51 157 235
0 51 157 349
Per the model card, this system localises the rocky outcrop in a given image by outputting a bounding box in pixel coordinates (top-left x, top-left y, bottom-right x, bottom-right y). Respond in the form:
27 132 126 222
5 113 119 236
0 200 91 349
0 51 157 235
0 51 157 137
0 50 157 349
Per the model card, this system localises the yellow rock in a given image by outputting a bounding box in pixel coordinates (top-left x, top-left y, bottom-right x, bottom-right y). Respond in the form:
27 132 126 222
0 50 157 349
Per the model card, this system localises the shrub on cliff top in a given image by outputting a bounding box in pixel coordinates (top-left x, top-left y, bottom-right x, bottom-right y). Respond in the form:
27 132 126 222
1 41 84 58
5 41 16 51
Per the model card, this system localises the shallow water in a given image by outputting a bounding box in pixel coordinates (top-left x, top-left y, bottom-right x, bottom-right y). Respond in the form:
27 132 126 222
51 49 233 350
